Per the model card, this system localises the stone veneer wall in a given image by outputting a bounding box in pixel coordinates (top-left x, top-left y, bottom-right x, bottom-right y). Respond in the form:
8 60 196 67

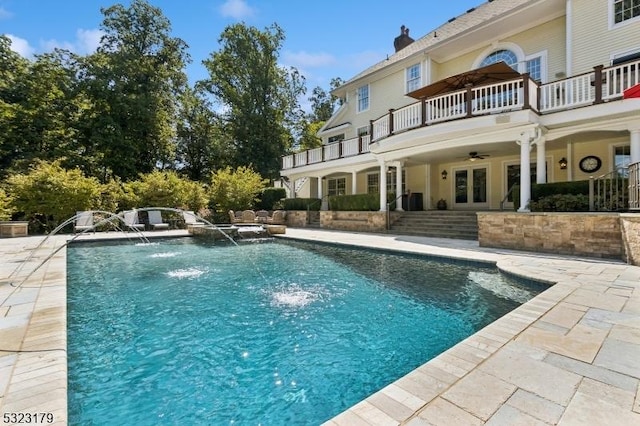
284 210 319 227
319 211 387 232
477 212 624 259
620 213 640 266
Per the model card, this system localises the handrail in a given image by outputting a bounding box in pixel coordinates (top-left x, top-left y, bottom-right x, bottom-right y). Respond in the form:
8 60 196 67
307 195 329 225
500 182 520 211
385 193 405 230
589 167 629 212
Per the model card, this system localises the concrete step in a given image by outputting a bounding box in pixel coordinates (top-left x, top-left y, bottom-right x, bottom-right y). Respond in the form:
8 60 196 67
389 211 479 240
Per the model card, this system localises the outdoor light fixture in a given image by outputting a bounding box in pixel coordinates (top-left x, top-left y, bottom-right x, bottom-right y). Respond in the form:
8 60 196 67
559 157 567 169
441 170 448 180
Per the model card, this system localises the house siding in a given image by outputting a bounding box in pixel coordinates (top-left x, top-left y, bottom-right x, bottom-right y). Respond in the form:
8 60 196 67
572 0 640 73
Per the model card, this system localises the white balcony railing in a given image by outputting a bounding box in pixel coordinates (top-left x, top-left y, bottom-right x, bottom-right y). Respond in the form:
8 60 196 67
282 59 640 170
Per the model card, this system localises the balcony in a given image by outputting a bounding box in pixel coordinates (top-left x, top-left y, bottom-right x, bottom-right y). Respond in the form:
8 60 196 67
282 60 640 170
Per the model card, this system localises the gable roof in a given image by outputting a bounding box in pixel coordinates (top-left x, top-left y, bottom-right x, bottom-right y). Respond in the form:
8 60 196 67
339 0 532 89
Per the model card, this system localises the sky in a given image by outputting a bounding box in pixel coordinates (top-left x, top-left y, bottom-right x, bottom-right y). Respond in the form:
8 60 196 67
1 0 482 92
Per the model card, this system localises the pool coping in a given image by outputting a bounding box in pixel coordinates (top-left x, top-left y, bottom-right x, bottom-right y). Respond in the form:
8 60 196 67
1 229 639 424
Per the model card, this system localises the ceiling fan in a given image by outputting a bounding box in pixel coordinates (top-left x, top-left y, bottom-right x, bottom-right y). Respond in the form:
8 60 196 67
459 151 490 161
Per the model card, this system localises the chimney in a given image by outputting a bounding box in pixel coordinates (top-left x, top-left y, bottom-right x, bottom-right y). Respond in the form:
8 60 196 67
393 25 415 52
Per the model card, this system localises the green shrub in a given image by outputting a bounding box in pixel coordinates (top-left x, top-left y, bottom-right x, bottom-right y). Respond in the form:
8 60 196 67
256 187 286 210
5 160 102 232
124 170 209 211
529 194 589 212
208 166 267 213
283 198 321 210
512 180 590 210
0 188 13 220
329 194 379 211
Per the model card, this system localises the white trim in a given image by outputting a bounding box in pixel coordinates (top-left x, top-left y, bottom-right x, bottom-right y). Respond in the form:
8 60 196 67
451 164 491 209
610 140 631 172
472 42 526 73
405 63 422 94
356 84 370 114
609 0 640 30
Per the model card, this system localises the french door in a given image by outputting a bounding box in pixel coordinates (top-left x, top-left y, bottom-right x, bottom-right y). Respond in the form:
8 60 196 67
453 167 488 209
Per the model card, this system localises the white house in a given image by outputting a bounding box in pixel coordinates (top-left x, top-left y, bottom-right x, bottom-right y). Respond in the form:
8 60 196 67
280 0 640 212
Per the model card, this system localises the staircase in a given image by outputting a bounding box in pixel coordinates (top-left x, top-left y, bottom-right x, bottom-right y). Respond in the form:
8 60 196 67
306 211 321 228
388 211 479 240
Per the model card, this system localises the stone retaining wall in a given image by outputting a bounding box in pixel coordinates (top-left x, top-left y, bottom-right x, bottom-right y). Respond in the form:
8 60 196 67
320 211 387 232
620 213 640 265
477 212 624 259
284 210 319 227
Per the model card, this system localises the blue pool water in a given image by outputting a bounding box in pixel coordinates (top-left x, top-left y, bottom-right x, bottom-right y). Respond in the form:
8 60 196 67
67 238 544 425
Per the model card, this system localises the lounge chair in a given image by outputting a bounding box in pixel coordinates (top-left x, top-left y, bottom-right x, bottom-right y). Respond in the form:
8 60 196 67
183 210 205 228
255 210 269 223
74 211 94 233
148 210 169 230
267 210 287 225
241 210 256 223
122 210 145 231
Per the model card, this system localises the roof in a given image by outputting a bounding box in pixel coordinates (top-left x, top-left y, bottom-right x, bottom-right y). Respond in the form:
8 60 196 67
339 0 532 89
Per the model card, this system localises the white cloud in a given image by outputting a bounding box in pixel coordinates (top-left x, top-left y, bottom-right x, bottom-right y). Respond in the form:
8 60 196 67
0 7 12 19
41 28 104 55
219 0 255 20
75 28 103 53
283 51 336 69
6 34 35 57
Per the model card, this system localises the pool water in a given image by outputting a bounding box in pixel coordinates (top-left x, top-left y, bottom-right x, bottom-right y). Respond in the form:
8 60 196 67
67 238 544 425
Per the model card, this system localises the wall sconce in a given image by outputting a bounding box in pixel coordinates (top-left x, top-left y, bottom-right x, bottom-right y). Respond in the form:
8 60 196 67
441 170 448 180
559 157 567 170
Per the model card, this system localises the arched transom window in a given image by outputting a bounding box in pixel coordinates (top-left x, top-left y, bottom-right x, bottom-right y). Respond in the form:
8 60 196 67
479 49 518 70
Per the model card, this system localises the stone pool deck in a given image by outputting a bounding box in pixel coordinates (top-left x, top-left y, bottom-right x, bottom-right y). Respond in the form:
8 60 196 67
0 228 639 425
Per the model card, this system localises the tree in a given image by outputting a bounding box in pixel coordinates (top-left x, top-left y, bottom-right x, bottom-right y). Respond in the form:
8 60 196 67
175 88 229 181
308 86 333 122
208 166 268 213
200 23 305 180
0 35 30 176
80 0 189 181
124 170 208 211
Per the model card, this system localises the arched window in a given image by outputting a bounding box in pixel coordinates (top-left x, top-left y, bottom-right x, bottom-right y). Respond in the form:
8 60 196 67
479 49 518 70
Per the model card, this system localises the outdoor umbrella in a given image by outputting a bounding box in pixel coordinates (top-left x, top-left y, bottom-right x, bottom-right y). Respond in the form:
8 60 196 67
407 61 521 99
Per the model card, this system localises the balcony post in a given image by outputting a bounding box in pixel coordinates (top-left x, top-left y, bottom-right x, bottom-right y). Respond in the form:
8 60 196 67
358 136 363 154
522 73 530 109
464 84 473 117
306 150 309 165
421 99 427 126
594 65 604 104
388 109 395 136
339 140 343 158
369 120 374 142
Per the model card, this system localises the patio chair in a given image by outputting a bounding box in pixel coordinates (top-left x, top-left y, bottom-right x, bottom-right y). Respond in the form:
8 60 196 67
122 210 145 232
255 210 269 223
267 210 287 225
74 211 94 233
241 210 256 223
148 210 169 230
183 210 205 227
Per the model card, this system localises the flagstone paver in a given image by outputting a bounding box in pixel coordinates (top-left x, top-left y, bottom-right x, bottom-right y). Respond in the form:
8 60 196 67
1 228 639 425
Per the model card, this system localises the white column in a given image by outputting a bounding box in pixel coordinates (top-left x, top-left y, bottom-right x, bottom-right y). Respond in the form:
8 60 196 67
379 162 387 211
630 128 640 164
317 177 323 200
518 132 532 212
395 162 404 211
351 171 357 195
535 136 547 184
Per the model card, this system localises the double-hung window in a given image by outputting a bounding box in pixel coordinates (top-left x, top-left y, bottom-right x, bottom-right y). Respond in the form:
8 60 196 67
406 64 421 93
357 85 369 113
327 178 346 196
613 0 640 24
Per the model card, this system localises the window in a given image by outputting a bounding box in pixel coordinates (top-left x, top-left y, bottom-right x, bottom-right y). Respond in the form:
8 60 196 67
367 173 379 194
357 126 369 136
328 134 344 144
479 49 518 70
406 64 421 93
614 144 630 177
614 0 640 24
357 85 369 113
526 57 542 82
367 170 406 194
328 178 346 196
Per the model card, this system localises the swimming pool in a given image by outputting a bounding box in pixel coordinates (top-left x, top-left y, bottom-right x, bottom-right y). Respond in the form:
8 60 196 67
67 237 544 424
